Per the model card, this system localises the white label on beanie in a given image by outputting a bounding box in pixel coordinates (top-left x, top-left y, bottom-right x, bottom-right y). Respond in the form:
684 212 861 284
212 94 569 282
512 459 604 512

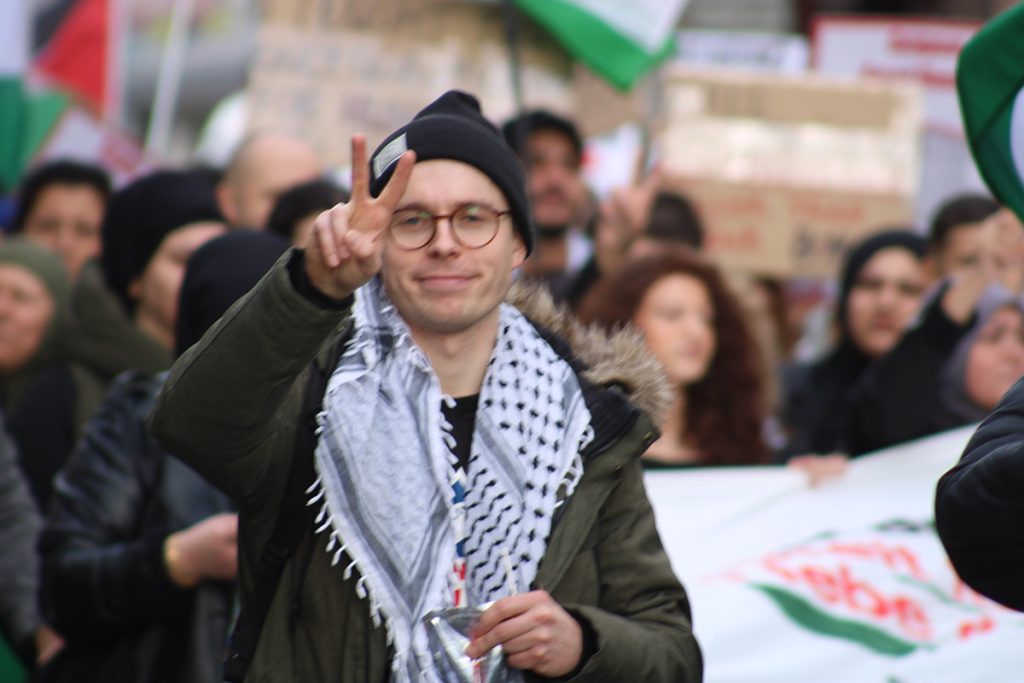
372 133 408 181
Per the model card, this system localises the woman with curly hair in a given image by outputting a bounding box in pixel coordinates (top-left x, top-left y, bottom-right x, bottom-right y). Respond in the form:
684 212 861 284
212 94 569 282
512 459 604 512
578 246 772 466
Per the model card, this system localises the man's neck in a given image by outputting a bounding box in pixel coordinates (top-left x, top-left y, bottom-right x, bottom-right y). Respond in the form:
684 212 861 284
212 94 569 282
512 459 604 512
523 234 568 277
408 314 500 397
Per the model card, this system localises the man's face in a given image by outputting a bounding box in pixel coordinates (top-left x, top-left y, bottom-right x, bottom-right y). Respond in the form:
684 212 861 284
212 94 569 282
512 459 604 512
523 129 584 232
933 223 982 276
130 221 226 342
22 183 105 280
381 160 526 341
845 247 926 358
222 137 321 229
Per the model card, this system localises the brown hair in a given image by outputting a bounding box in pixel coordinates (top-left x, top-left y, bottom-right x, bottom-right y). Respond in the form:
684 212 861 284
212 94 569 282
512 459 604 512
578 247 771 465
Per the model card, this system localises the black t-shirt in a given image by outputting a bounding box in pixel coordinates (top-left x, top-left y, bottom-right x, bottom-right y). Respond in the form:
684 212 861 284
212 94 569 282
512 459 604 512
442 394 478 472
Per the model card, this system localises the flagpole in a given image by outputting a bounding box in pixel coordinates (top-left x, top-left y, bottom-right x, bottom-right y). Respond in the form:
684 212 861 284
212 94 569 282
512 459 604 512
144 0 195 159
501 0 526 143
106 0 124 128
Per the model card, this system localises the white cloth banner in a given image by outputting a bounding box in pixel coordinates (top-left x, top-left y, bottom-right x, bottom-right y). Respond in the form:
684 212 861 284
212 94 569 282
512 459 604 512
646 426 1024 682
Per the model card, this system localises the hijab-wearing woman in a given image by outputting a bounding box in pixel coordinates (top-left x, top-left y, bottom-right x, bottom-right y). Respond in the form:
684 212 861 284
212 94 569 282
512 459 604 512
579 246 771 466
781 230 928 458
0 240 103 508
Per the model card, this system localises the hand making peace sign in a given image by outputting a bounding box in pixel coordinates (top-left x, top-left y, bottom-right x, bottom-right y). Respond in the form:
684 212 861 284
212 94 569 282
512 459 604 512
304 134 416 300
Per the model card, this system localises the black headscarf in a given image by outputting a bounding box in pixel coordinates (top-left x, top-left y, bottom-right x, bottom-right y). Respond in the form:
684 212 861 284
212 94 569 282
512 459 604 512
835 230 927 342
174 230 289 357
784 229 927 456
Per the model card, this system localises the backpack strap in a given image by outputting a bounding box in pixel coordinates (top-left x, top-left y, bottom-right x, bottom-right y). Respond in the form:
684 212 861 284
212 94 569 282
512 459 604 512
223 358 328 682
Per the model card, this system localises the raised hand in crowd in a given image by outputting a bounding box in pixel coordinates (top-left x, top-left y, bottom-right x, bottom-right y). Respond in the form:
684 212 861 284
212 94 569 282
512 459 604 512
34 624 63 666
943 206 1024 323
304 135 415 300
163 512 239 588
786 452 849 486
592 166 662 277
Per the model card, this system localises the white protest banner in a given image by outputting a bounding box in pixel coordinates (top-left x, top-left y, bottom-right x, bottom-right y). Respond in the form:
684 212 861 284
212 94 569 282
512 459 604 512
646 427 1024 682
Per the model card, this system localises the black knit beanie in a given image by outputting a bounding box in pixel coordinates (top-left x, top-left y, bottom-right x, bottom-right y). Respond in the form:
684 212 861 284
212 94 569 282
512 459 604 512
368 90 534 255
101 169 224 313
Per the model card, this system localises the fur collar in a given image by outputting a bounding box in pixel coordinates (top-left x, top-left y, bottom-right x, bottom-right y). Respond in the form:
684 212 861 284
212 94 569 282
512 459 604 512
506 281 672 424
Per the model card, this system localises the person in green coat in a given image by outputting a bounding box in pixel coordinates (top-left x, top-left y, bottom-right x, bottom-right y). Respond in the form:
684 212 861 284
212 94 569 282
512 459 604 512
151 90 702 682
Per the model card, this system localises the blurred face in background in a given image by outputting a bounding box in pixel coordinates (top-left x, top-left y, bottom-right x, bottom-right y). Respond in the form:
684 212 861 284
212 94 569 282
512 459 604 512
129 221 226 347
0 265 55 373
523 129 584 233
21 183 105 280
933 224 982 277
219 135 321 230
633 273 716 387
845 247 926 358
965 306 1024 410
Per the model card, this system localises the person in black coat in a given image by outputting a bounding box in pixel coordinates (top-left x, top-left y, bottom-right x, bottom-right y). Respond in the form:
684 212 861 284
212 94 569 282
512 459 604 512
38 231 289 683
781 230 928 458
846 210 1024 454
936 374 1024 612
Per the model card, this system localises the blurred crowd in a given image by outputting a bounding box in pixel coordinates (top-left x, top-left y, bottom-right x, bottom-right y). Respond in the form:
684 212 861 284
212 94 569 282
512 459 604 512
2 106 1022 681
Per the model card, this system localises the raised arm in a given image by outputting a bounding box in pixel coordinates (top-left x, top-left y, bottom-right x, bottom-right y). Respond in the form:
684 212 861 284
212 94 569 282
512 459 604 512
149 136 415 503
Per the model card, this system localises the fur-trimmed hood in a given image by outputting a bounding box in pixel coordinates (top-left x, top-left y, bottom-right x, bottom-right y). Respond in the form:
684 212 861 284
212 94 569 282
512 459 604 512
506 281 672 424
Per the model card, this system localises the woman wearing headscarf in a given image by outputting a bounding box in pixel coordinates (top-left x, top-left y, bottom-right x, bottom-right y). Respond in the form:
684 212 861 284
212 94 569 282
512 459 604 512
780 230 928 460
846 212 1024 454
0 240 105 509
39 231 289 683
579 245 771 466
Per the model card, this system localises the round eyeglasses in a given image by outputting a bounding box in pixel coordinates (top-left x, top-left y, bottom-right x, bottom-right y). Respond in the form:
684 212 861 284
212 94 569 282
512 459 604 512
388 204 511 250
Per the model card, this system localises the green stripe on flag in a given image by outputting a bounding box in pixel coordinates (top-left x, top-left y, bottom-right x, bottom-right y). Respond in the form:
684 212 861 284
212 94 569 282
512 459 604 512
0 79 68 193
24 90 70 168
515 0 675 90
0 77 27 191
957 2 1024 223
972 89 1024 223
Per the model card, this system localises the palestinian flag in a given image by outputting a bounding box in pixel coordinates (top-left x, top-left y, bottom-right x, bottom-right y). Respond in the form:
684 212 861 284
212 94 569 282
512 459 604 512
514 0 689 91
0 0 137 196
957 2 1024 223
34 0 115 116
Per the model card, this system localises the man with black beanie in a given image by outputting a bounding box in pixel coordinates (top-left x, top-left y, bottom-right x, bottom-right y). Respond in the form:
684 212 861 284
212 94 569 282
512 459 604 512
151 90 701 683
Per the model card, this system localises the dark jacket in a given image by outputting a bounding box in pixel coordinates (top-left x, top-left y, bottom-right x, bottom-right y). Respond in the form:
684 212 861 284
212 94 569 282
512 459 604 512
39 373 234 683
935 374 1024 612
0 413 43 664
150 250 702 683
845 286 974 455
781 230 927 458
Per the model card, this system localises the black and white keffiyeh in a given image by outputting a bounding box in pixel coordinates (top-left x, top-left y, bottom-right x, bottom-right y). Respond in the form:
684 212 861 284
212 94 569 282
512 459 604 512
307 276 593 682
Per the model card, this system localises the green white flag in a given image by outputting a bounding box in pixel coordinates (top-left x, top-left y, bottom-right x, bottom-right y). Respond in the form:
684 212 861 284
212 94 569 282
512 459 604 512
514 0 689 91
0 0 70 194
0 0 30 192
957 2 1024 223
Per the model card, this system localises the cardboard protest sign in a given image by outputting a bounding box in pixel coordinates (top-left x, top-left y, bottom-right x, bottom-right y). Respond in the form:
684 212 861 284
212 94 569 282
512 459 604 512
657 67 922 277
248 3 573 168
